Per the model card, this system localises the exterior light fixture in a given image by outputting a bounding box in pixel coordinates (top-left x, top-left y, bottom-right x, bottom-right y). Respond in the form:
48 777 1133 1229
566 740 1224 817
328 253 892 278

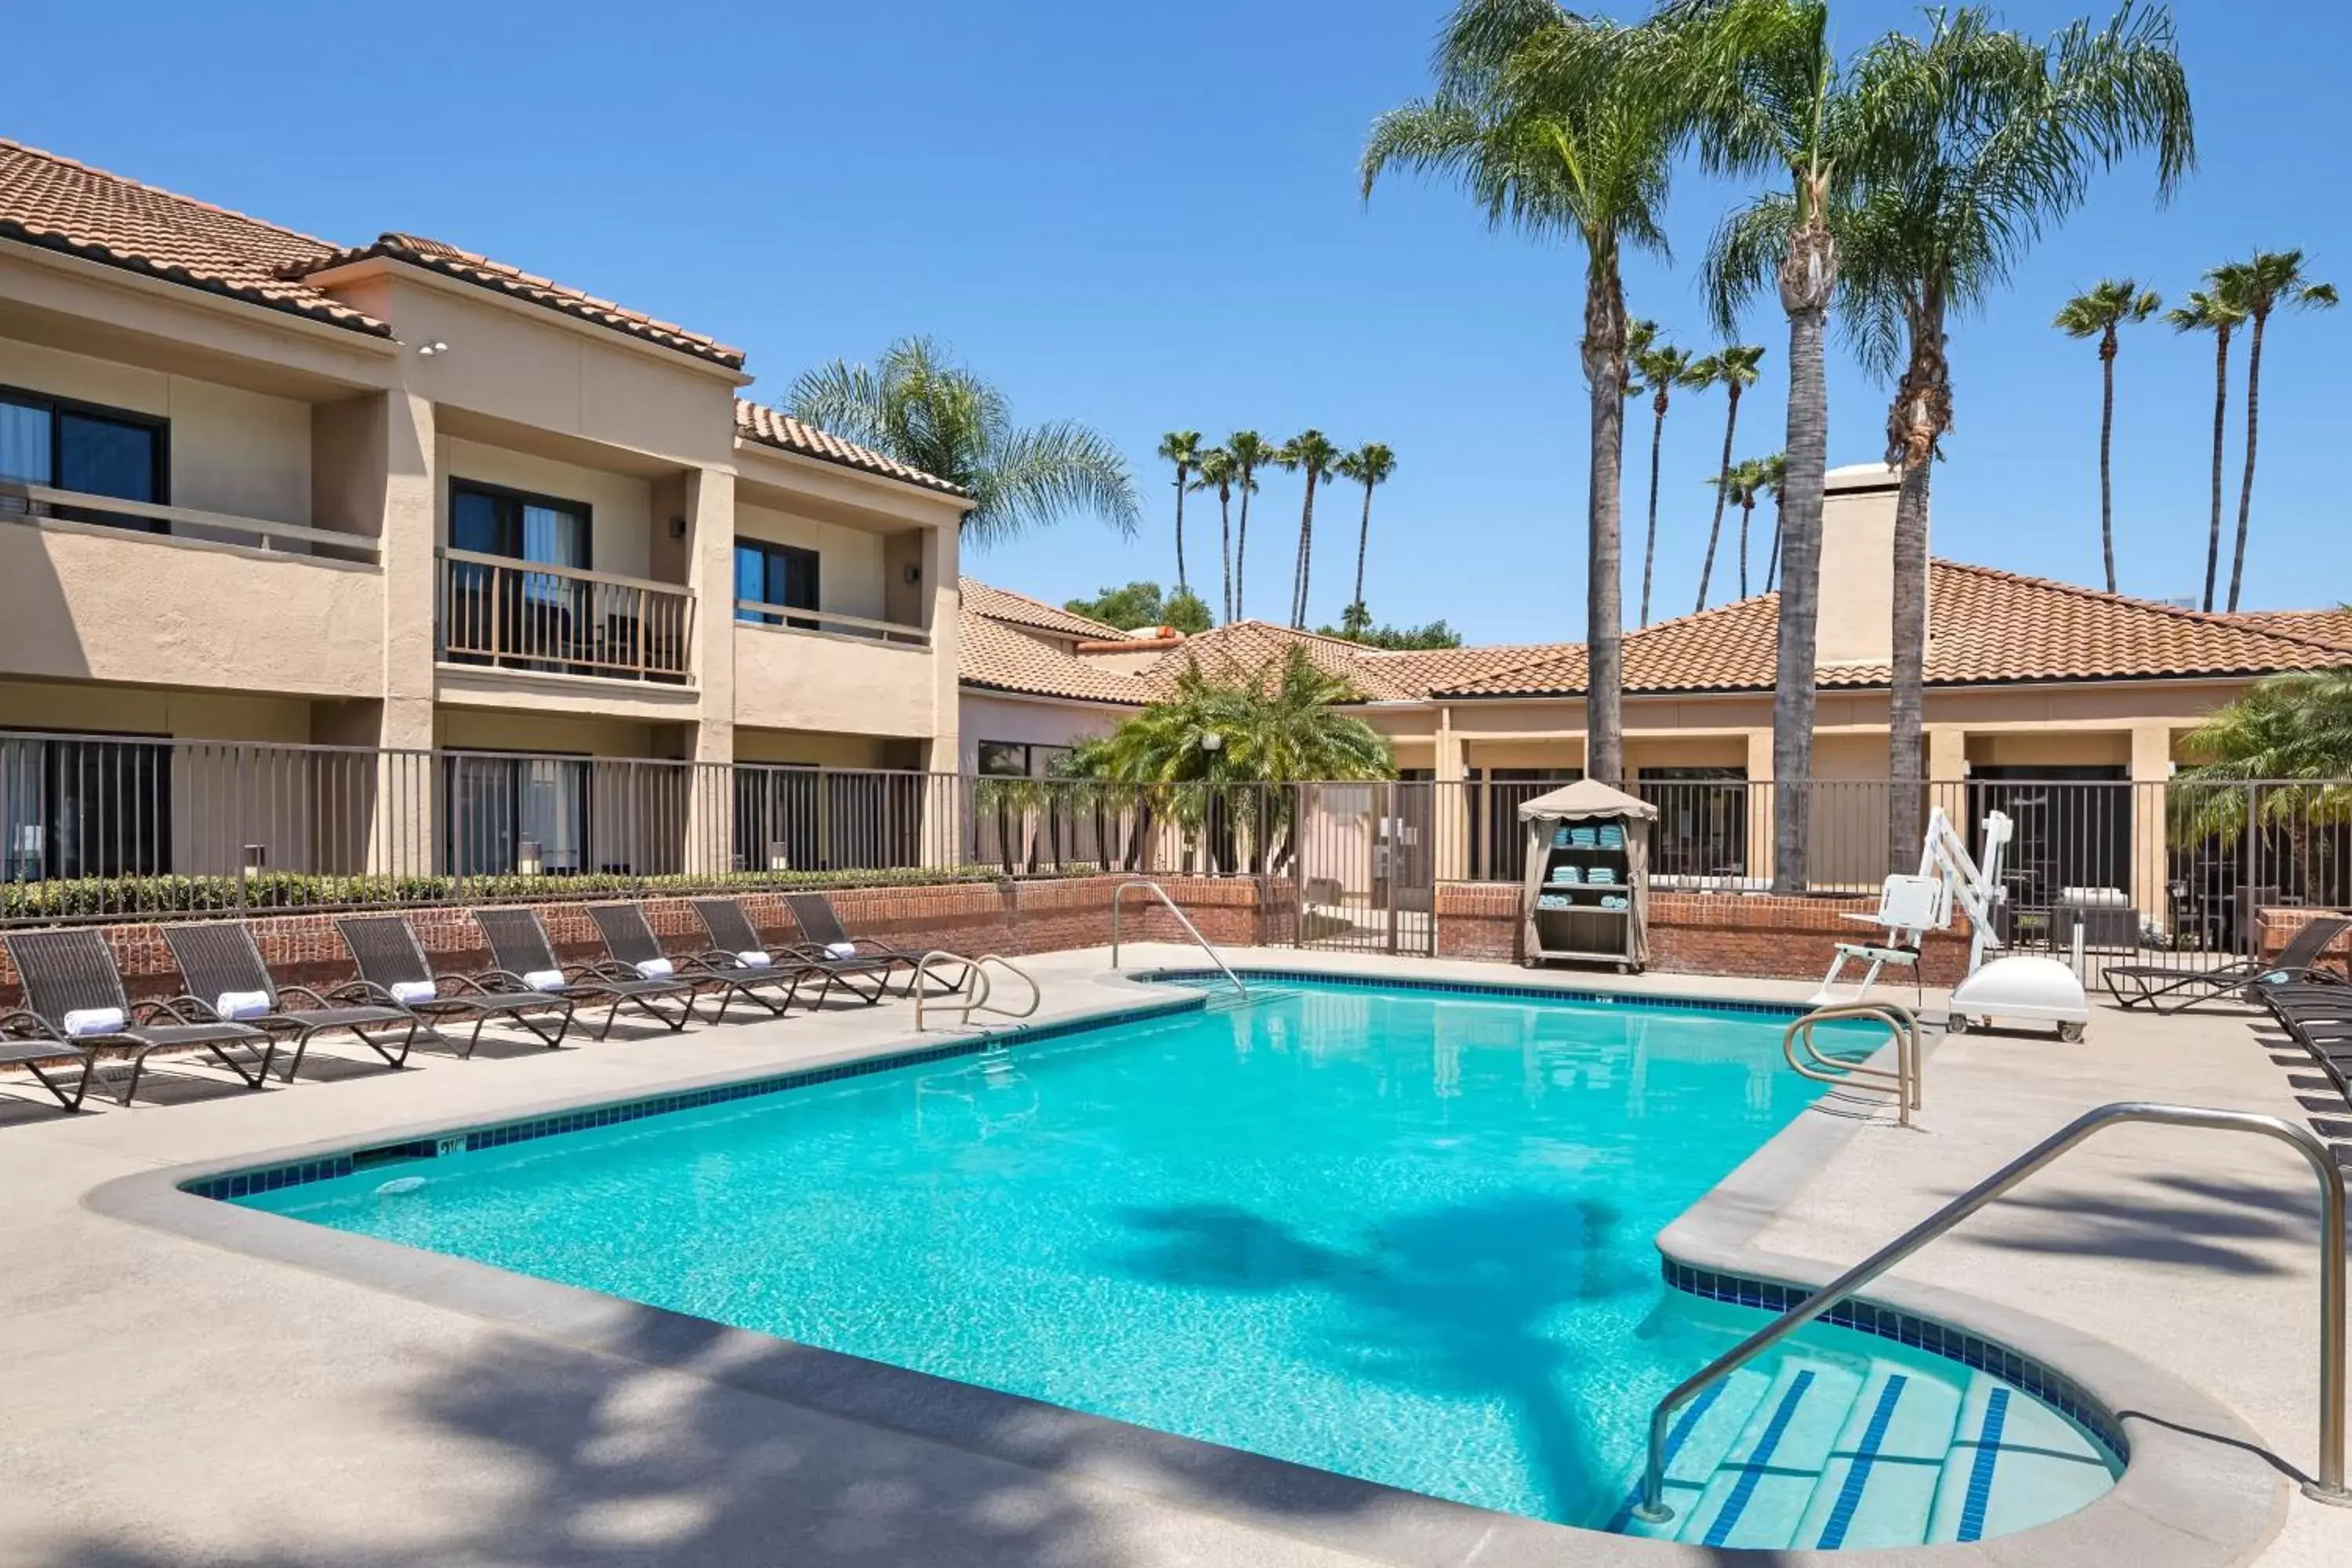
517 839 543 877
768 840 792 873
1200 731 1224 753
902 563 923 586
241 844 267 872
418 341 449 357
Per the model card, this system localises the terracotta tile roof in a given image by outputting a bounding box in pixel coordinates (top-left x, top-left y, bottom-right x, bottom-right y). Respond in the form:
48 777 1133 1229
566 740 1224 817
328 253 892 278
738 403 968 496
957 607 1149 703
958 579 1128 640
1137 621 1420 701
1438 562 2352 698
293 232 742 367
2227 608 2352 649
0 139 386 338
1363 641 1584 695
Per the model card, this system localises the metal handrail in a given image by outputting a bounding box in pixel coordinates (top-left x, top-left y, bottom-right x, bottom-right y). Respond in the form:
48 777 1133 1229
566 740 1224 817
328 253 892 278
1783 1001 1923 1126
912 951 1041 1031
1633 1102 2349 1523
1109 877 1247 996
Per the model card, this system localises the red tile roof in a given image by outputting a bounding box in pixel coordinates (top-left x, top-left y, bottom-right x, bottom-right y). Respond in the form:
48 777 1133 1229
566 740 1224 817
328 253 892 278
957 608 1150 703
2227 608 2352 649
957 579 1129 641
1134 620 1418 701
738 403 967 496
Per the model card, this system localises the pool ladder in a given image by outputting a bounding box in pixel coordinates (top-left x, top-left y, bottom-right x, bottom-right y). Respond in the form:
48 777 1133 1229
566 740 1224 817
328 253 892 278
1109 877 1248 998
912 952 1041 1032
1783 1001 1924 1127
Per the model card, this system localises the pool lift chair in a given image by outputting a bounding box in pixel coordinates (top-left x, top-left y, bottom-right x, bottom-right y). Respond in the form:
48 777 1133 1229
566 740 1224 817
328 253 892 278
1812 806 2092 1040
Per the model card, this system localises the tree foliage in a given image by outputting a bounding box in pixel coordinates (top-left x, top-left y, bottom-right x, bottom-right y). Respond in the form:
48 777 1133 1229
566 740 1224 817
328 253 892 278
1063 581 1214 636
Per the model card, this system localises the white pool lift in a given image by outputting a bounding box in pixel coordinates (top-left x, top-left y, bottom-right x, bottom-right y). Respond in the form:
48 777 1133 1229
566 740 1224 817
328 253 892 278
1811 806 2091 1040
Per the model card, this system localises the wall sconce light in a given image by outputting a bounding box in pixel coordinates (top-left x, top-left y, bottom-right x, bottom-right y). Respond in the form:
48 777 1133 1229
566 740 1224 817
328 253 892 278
902 563 923 586
417 341 450 357
767 840 792 873
668 516 687 539
517 839 544 877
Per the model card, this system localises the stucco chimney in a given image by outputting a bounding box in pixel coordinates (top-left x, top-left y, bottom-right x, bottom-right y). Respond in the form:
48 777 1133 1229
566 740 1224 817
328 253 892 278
1812 463 1915 670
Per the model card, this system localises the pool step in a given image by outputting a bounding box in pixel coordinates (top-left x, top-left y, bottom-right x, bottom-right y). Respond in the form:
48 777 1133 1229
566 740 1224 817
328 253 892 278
1611 1352 2114 1549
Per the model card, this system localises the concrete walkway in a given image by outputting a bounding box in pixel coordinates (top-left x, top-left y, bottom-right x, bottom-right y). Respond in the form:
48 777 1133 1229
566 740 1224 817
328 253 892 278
0 947 2341 1565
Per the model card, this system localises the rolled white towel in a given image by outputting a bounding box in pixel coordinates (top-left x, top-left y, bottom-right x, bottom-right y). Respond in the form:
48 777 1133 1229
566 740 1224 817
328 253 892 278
523 969 568 993
389 980 437 1006
63 1007 125 1038
634 957 675 980
735 950 772 969
825 942 858 960
214 989 272 1021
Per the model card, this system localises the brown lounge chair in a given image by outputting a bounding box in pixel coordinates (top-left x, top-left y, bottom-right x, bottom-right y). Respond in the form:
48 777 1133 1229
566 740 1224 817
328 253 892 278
2102 913 2351 1014
162 920 420 1082
472 907 701 1040
586 902 822 1022
692 897 902 1007
778 891 946 996
2 928 275 1105
335 916 575 1057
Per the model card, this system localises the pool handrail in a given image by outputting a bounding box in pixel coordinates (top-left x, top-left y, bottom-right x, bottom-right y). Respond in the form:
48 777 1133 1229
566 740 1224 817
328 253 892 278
1633 1101 2349 1523
1109 878 1247 997
913 950 1040 1031
1781 1001 1922 1127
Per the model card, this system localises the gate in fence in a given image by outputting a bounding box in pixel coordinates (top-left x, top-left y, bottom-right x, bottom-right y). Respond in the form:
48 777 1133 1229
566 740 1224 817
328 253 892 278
1288 781 1436 956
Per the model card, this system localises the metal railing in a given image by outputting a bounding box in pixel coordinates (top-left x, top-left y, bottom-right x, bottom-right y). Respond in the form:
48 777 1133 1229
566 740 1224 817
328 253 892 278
913 951 1040 1031
1635 1102 2350 1524
1782 1001 1923 1127
1110 877 1247 995
0 481 381 561
733 600 931 647
437 549 694 682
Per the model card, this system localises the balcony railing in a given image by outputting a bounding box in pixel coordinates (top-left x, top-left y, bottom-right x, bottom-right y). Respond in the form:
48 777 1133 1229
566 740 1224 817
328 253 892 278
734 599 931 647
1 481 380 562
437 549 693 683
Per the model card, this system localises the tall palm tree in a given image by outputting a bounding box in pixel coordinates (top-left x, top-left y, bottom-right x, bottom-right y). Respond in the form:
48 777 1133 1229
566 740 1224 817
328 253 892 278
1707 456 1772 601
787 336 1139 548
1335 442 1398 629
1757 450 1788 593
2053 281 2160 593
1632 333 1704 626
1226 430 1279 620
1156 430 1204 595
1838 5 2193 872
1189 447 1238 622
2164 288 2245 612
2219 250 2338 612
1679 0 1849 885
1275 430 1341 629
1364 1 1682 785
1690 341 1766 612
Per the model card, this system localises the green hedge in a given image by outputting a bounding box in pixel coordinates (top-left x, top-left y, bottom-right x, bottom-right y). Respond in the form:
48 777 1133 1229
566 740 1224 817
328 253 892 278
1 864 1108 924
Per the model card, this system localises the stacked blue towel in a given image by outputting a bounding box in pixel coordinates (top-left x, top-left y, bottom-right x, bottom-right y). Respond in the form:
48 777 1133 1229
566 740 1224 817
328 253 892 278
1552 865 1582 884
1568 826 1599 848
1535 893 1570 911
1552 826 1572 848
1596 823 1624 849
1588 866 1616 886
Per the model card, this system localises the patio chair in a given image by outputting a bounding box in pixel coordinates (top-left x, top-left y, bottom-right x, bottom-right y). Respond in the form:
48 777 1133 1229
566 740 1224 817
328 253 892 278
585 902 819 1022
472 907 700 1040
779 891 940 996
2 928 275 1105
162 921 419 1082
693 897 903 1007
2100 913 2351 1014
334 916 575 1058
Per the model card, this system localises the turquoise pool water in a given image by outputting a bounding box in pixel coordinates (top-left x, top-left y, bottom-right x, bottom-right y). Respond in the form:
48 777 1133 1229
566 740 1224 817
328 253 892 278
233 981 2117 1541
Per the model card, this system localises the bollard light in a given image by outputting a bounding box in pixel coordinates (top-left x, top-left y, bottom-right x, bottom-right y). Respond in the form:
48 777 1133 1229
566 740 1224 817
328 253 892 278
768 840 792 873
242 844 267 872
517 839 543 877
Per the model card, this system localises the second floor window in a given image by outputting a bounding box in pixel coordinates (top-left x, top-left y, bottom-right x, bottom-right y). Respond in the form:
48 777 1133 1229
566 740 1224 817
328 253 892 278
735 539 819 629
0 387 167 532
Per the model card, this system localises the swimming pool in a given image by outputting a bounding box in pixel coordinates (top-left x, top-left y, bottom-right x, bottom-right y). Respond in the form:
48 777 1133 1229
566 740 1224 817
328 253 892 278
226 978 2118 1547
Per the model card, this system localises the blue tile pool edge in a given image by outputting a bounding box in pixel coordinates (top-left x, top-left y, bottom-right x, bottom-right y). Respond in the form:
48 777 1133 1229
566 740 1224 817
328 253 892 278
1140 966 1821 1018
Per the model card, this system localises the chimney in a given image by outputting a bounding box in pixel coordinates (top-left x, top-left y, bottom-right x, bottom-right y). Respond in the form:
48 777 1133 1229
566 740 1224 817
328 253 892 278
1811 463 1920 670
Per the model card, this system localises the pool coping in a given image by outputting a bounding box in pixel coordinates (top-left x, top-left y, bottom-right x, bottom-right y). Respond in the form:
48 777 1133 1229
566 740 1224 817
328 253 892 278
83 961 2283 1568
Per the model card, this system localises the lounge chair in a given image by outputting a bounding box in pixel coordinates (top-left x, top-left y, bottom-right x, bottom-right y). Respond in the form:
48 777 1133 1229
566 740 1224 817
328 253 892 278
2 928 275 1105
778 891 942 996
2100 914 2351 1014
692 897 903 1007
335 916 575 1057
162 920 419 1082
586 902 820 1022
472 907 701 1040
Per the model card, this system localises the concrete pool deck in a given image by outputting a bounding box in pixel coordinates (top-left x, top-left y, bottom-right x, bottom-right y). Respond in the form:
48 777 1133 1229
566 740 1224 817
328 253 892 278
0 946 2343 1566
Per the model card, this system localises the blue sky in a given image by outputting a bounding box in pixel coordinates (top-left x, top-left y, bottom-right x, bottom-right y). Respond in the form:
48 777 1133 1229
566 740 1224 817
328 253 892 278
13 1 2345 640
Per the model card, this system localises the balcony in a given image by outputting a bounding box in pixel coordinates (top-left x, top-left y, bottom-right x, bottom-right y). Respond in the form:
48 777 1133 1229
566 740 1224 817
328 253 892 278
733 601 936 738
436 550 694 684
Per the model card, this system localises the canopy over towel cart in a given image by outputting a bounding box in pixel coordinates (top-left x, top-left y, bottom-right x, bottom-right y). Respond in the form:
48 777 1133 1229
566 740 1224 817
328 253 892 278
1518 779 1656 972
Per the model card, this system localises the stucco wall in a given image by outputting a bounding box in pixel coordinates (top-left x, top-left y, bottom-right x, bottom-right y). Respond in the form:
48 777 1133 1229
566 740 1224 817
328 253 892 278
958 693 1121 774
732 625 935 739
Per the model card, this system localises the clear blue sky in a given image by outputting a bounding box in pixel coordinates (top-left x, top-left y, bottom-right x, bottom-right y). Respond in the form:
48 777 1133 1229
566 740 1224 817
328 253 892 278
14 1 2345 640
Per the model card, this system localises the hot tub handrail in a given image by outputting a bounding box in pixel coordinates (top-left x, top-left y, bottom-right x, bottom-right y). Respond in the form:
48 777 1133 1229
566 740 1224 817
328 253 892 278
1109 878 1247 997
1632 1101 2348 1524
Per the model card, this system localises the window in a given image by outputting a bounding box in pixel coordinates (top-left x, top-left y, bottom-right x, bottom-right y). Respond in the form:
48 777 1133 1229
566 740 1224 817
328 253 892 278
445 754 590 876
1 732 172 882
449 481 590 568
445 481 593 672
976 741 1073 778
735 539 820 629
1639 766 1750 880
0 386 167 532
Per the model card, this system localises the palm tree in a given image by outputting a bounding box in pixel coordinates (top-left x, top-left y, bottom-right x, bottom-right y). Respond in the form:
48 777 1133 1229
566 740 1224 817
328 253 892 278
1690 342 1766 612
1705 457 1771 607
2165 288 2246 613
1226 431 1279 620
1335 441 1398 630
786 336 1139 548
2218 250 2338 612
1757 451 1788 593
1189 448 1238 622
1364 2 1682 784
2053 281 2160 593
2171 670 2352 897
1632 334 1703 626
1155 431 1203 596
1275 430 1341 629
1836 5 2193 873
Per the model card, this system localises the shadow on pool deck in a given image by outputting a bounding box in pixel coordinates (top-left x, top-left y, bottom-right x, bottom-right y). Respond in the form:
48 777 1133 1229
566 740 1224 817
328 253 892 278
1931 1166 2328 1276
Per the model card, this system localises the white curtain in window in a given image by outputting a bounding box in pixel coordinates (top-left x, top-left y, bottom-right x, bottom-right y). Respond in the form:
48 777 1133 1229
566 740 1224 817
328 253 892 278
517 759 585 872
